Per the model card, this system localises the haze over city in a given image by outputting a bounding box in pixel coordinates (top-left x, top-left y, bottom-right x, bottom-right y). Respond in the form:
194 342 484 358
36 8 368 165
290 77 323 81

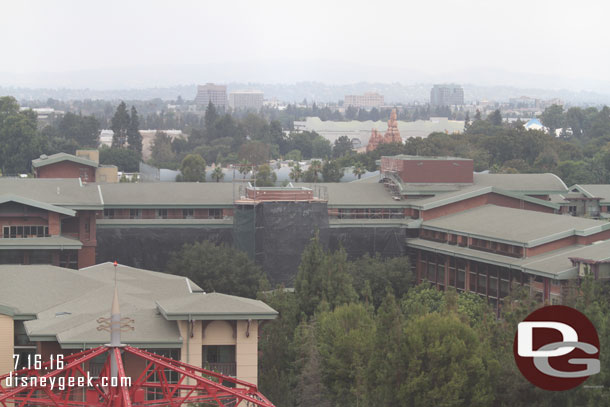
3 0 610 95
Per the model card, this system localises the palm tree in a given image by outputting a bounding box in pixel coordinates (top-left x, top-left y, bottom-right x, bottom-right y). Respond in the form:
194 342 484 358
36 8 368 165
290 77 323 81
309 160 322 180
352 164 366 180
238 159 251 180
212 166 224 183
290 162 303 182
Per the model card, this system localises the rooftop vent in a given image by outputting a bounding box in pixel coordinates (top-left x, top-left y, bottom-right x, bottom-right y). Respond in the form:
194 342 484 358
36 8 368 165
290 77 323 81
39 154 48 160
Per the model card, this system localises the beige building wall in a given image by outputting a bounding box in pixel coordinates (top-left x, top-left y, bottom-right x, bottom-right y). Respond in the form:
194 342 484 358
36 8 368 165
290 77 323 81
0 315 14 385
95 166 118 183
76 149 99 164
236 320 258 385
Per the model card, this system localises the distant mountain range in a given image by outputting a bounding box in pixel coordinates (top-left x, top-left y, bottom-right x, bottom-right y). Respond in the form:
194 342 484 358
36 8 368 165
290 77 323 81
2 82 609 106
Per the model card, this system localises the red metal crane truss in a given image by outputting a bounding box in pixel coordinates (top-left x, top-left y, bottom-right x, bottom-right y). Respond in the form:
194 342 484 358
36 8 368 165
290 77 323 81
0 345 275 407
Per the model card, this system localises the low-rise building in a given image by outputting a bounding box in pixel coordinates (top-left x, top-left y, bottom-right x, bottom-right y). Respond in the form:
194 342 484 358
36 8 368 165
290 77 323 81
32 151 118 183
0 262 277 387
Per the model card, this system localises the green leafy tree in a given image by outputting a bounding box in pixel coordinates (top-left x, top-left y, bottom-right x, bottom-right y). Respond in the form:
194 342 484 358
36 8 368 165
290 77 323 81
57 112 100 148
211 166 224 182
127 105 142 153
150 131 175 165
487 109 502 126
295 234 357 316
111 101 130 148
539 104 565 136
294 322 332 407
401 313 494 406
316 303 375 407
179 154 206 182
333 136 353 158
321 160 343 182
255 163 276 186
285 149 302 161
166 240 266 298
239 141 270 166
0 97 43 174
99 147 141 172
312 136 332 158
303 160 322 182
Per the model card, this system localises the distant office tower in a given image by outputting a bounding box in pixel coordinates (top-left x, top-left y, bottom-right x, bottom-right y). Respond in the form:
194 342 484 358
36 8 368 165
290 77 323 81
229 91 264 110
194 83 227 108
344 92 384 109
430 84 464 106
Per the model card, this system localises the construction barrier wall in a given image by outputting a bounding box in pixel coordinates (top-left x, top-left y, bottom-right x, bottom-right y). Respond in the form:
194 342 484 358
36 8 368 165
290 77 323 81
96 227 233 271
328 227 405 260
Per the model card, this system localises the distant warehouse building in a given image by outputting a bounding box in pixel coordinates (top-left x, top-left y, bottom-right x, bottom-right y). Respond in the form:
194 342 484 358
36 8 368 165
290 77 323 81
430 84 464 106
194 83 227 109
229 91 264 110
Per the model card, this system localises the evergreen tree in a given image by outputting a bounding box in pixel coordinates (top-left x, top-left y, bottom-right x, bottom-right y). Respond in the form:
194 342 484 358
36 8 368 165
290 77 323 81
111 101 130 148
127 105 142 153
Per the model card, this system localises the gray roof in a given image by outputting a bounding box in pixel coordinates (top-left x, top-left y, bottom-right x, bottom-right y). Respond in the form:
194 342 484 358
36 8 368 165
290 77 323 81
564 240 610 262
0 178 103 209
408 185 559 210
549 194 569 204
422 205 610 247
32 153 98 168
0 262 277 348
0 236 82 250
157 293 278 320
0 194 76 216
572 185 610 203
473 173 568 193
99 182 235 207
295 182 403 207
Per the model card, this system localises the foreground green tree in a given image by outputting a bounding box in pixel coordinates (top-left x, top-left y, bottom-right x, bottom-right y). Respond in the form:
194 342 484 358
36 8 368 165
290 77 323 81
166 240 266 298
178 154 206 182
401 313 494 406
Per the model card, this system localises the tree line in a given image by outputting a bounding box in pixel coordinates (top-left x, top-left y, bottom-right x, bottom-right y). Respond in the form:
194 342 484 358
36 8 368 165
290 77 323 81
165 233 610 406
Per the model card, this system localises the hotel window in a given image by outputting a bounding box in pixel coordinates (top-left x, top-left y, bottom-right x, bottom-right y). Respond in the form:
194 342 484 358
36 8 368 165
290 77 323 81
209 209 223 219
182 209 194 219
129 209 141 219
3 225 48 238
156 209 168 219
144 349 181 400
103 209 115 219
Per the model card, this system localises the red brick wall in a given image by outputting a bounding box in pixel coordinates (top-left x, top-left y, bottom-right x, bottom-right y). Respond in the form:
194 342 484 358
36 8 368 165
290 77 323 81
77 246 96 268
381 157 473 183
36 161 96 182
421 192 554 221
526 235 578 257
576 229 610 245
48 213 61 235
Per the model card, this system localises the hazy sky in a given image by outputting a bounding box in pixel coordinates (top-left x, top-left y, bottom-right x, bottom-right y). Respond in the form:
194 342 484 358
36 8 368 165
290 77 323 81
2 0 609 90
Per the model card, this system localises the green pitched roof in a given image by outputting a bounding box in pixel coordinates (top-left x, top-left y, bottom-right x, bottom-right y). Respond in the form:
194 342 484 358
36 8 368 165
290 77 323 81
0 263 277 348
32 153 98 168
0 194 76 216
